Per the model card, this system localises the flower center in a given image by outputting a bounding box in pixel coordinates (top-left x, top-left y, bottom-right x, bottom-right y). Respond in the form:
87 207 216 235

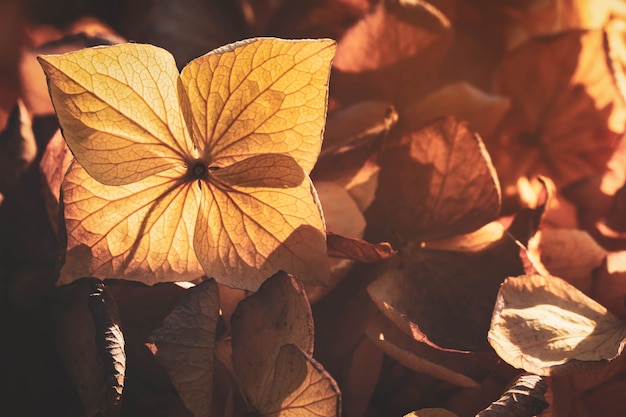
187 159 208 181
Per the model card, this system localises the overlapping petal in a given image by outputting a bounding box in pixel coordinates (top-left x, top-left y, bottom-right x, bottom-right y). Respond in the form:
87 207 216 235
39 44 195 186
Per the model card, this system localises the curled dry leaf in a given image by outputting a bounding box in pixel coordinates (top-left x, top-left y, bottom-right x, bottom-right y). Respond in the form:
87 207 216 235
402 82 511 140
476 373 548 417
88 281 126 412
231 272 340 416
488 274 626 376
367 235 525 352
331 0 453 106
365 313 496 388
527 229 607 294
326 232 396 262
147 279 220 417
365 116 501 247
40 39 335 290
490 30 626 193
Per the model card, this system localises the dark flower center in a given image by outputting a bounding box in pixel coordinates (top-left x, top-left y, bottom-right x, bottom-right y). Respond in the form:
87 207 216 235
188 159 208 180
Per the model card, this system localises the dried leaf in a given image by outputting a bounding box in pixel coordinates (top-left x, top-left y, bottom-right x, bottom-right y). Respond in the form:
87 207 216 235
476 374 548 417
321 101 397 156
421 221 505 253
488 274 626 376
39 39 335 290
491 30 626 191
331 0 452 106
368 235 524 351
148 279 220 417
88 281 126 415
231 272 314 403
55 281 109 416
231 272 340 416
403 82 511 139
0 100 36 195
591 251 626 319
327 232 396 262
39 129 72 235
485 0 626 49
528 229 607 293
316 180 366 239
366 116 501 246
365 313 496 388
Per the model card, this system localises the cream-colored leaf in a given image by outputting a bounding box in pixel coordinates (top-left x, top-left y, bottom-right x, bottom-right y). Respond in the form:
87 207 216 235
194 176 328 291
38 44 194 185
58 161 204 285
488 274 626 375
180 38 336 174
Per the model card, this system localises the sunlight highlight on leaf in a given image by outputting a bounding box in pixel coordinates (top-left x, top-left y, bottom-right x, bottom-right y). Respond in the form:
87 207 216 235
38 44 195 186
488 274 626 375
39 38 336 290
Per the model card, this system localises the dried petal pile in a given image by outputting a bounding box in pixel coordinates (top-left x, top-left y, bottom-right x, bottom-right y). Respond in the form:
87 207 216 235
3 1 626 417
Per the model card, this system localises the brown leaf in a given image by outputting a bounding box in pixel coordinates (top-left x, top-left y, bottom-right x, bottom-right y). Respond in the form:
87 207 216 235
0 100 36 196
321 100 397 156
591 251 626 319
327 231 396 262
148 279 220 417
55 281 110 416
365 116 501 246
528 229 607 294
88 281 126 413
488 274 626 376
331 0 453 107
39 129 72 235
365 313 496 388
259 0 374 41
231 271 314 410
421 221 505 253
476 374 548 417
316 181 366 239
483 0 626 50
490 30 626 192
231 272 340 416
367 235 524 352
403 82 511 140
